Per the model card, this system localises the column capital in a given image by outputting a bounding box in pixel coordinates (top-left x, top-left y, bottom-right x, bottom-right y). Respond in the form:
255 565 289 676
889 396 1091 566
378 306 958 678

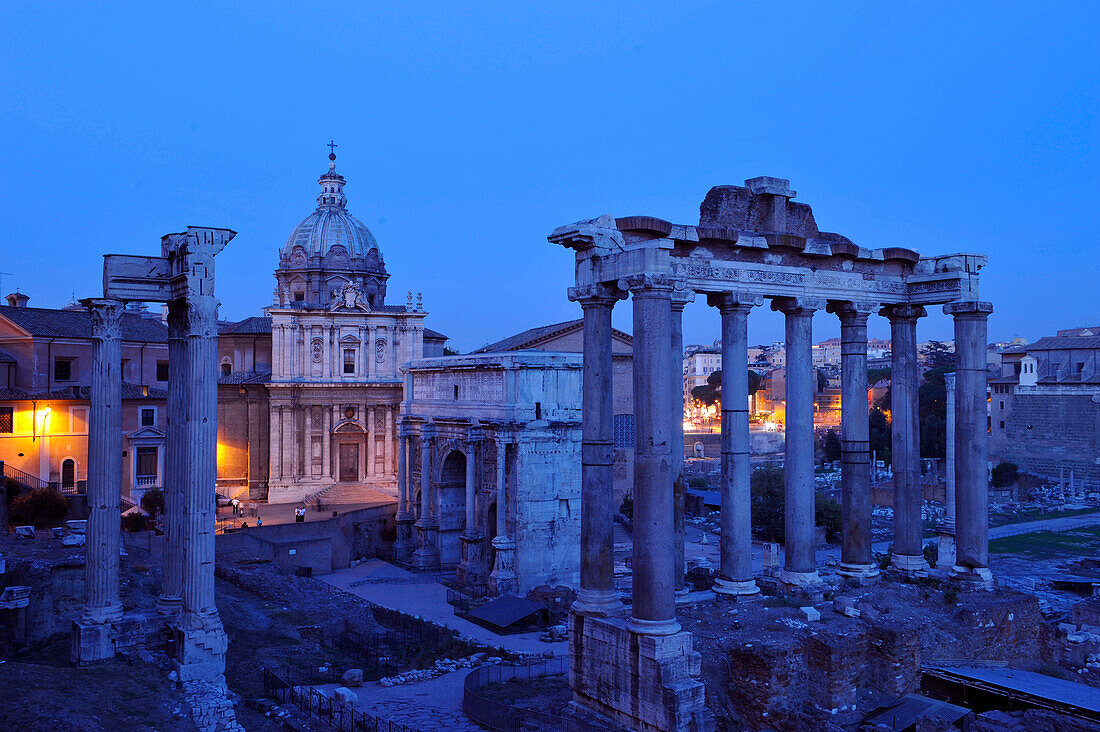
397 421 413 438
879 303 927 322
827 299 877 323
568 283 626 307
771 296 825 316
81 299 125 339
707 291 763 313
670 285 696 310
943 300 993 319
617 274 676 296
420 423 437 439
467 425 484 444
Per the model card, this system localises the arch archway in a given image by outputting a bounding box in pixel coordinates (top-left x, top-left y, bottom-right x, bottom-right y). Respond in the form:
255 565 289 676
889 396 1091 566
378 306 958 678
61 458 76 492
434 450 466 566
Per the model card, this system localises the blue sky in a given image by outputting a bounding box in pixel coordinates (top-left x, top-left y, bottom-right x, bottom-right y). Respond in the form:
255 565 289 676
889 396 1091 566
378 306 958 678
1 2 1097 352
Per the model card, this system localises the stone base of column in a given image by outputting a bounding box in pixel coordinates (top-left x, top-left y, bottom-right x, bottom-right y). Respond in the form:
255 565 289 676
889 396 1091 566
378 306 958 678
157 594 183 616
936 531 957 571
951 565 994 590
778 568 821 588
836 562 880 579
890 553 929 573
487 536 517 596
712 577 760 596
71 618 116 664
569 612 715 732
571 589 622 617
456 531 488 591
412 521 441 571
173 619 229 683
394 513 416 560
627 616 682 636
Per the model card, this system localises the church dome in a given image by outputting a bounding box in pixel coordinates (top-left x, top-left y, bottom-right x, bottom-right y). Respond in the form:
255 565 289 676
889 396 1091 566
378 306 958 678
282 159 381 260
274 146 390 309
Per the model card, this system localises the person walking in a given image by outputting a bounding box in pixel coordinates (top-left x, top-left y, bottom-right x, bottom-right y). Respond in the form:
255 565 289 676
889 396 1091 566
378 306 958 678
231 496 240 516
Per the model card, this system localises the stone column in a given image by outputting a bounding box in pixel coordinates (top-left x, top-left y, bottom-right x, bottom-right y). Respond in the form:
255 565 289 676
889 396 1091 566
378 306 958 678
881 304 927 572
937 371 958 570
488 436 516 595
623 275 679 635
670 288 694 592
568 284 622 615
457 429 486 589
945 301 994 585
384 406 394 474
395 424 416 559
368 325 377 379
158 301 187 614
830 301 879 578
367 406 376 477
413 424 440 569
772 297 823 586
74 298 124 662
322 406 331 480
710 292 761 596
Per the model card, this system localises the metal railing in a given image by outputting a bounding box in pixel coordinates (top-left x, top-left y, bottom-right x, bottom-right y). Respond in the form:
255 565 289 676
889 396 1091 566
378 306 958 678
2 462 46 491
262 666 417 732
463 657 621 732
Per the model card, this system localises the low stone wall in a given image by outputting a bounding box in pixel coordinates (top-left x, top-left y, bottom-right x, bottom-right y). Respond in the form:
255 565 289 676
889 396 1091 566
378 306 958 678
216 502 396 571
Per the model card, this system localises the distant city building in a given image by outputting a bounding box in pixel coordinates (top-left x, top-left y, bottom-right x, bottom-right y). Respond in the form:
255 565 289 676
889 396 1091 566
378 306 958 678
990 326 1100 484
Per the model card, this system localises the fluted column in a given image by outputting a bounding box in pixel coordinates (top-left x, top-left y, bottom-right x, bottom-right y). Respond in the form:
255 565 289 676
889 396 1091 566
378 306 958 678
569 284 623 615
882 304 927 572
830 301 879 578
937 371 958 570
623 275 678 636
711 292 761 595
945 301 994 585
384 406 394 474
367 406 376 477
82 299 125 628
772 297 823 585
158 302 187 614
488 435 516 595
413 424 440 569
457 429 486 589
395 424 416 559
670 288 694 592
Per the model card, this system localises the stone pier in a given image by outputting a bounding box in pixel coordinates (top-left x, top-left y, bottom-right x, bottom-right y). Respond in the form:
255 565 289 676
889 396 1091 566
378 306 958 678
946 301 994 586
72 299 125 663
711 293 760 596
884 304 927 573
831 301 879 578
774 297 822 586
413 424 440 570
457 429 487 589
394 425 416 560
488 435 516 595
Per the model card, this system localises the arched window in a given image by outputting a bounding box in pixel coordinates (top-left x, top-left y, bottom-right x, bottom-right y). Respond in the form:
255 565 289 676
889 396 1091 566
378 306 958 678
221 363 232 376
62 459 76 490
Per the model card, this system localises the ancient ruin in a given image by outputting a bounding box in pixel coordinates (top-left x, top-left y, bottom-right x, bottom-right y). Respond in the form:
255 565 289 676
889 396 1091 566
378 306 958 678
550 177 993 732
70 226 241 727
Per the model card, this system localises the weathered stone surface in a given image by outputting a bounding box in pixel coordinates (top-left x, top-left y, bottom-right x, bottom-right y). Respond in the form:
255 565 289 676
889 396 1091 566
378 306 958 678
341 668 363 687
800 606 821 622
333 686 357 705
15 526 34 539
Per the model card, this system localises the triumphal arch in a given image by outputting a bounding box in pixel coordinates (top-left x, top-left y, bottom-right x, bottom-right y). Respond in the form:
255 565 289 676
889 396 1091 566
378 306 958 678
550 177 991 732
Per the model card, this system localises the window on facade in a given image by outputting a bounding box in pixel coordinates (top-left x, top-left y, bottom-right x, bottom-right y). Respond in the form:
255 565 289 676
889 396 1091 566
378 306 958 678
0 406 12 433
614 414 635 448
535 402 542 420
343 349 356 374
54 359 73 382
71 407 88 433
140 408 155 427
1077 363 1085 374
1000 401 1004 410
999 421 1005 429
454 384 459 400
156 361 169 381
294 292 305 302
136 447 158 479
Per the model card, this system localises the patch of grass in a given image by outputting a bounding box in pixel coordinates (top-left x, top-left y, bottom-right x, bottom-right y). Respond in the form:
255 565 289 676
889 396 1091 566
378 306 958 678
989 526 1100 559
990 507 1099 528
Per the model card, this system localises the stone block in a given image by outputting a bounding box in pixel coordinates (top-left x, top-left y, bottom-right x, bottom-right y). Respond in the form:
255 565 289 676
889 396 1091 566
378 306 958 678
52 527 66 539
832 595 858 617
800 606 821 622
66 520 87 534
333 687 357 705
15 526 34 539
857 602 882 622
172 622 228 682
72 618 116 664
341 668 363 687
1059 622 1078 635
61 533 86 547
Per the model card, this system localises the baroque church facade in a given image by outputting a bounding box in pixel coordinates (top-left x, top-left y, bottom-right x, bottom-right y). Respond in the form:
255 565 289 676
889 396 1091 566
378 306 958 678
217 150 446 504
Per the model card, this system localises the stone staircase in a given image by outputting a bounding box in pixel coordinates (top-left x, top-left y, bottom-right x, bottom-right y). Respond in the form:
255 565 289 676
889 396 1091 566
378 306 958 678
306 482 395 507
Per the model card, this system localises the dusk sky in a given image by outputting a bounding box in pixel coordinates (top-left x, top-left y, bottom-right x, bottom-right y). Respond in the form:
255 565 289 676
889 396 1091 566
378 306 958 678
2 3 1097 353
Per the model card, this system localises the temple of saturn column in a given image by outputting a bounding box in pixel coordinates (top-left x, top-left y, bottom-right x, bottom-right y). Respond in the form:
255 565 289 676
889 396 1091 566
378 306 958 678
72 226 235 685
550 177 991 732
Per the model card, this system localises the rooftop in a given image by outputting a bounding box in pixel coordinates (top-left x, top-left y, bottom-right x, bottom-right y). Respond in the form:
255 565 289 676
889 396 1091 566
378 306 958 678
0 304 167 342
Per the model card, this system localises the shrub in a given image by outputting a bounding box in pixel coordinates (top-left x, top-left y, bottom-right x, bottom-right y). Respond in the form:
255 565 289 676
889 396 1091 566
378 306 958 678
140 488 164 517
9 488 68 527
943 586 959 605
122 513 147 532
923 542 939 566
991 462 1019 488
619 494 633 521
814 492 842 543
687 476 708 488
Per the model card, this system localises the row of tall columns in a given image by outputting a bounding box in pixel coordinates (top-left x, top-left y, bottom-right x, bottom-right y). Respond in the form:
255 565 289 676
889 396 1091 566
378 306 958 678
394 426 416 558
81 300 125 632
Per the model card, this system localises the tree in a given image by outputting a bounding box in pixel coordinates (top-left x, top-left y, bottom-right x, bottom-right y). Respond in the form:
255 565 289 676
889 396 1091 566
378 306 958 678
921 340 955 369
869 407 892 465
747 369 763 395
10 488 68 527
918 366 952 459
991 462 1019 488
823 429 842 463
140 488 165 517
750 466 785 542
691 383 720 407
868 367 891 386
815 492 842 543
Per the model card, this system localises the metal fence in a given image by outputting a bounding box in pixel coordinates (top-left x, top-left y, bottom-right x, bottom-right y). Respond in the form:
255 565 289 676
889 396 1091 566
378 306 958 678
263 666 417 732
463 657 622 732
